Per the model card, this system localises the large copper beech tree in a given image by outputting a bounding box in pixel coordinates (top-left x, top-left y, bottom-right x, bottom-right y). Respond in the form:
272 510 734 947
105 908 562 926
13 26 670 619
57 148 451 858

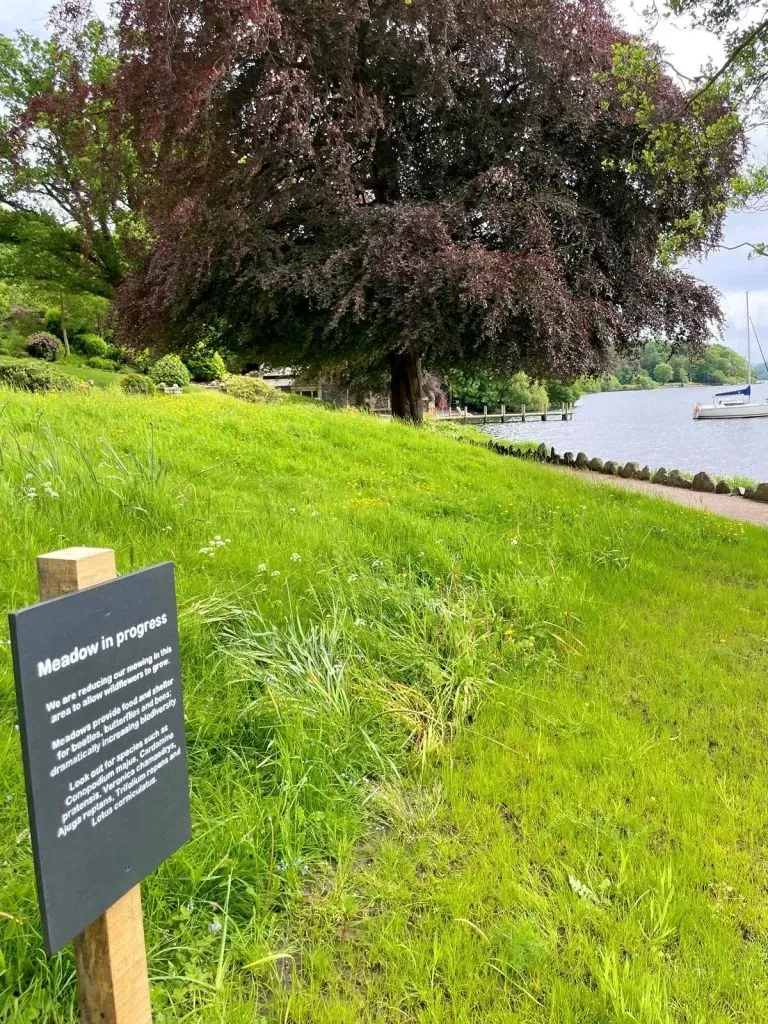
56 0 744 421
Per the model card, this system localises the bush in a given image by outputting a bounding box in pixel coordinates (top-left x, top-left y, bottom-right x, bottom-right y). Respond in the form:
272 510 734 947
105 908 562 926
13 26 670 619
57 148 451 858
124 348 152 374
26 332 61 362
4 305 44 335
73 333 108 358
121 373 157 395
150 354 191 388
87 356 120 372
221 375 284 404
0 362 77 393
184 344 228 382
105 345 130 365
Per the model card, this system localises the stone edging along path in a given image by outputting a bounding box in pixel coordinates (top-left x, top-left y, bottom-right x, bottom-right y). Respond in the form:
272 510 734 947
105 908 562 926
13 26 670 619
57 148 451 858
486 441 768 502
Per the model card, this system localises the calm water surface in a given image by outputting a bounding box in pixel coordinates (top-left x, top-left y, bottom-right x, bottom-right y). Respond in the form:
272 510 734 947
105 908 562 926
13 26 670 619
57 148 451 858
485 384 768 480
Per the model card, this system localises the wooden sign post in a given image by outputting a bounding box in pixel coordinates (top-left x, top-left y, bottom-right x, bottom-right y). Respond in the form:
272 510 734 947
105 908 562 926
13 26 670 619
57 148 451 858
9 547 191 1024
38 549 151 1024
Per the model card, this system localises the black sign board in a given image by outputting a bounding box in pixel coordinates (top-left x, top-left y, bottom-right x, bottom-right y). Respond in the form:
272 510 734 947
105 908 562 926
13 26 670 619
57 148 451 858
9 563 190 954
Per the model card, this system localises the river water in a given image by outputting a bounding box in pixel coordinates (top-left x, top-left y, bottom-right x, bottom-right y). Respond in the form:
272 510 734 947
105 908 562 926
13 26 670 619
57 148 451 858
484 383 768 481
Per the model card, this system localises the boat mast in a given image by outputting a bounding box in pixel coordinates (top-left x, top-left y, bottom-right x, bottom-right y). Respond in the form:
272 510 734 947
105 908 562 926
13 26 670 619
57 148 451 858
747 291 752 386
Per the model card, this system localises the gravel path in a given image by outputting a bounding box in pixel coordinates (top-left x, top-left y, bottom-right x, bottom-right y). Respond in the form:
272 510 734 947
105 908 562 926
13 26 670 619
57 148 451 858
551 466 768 527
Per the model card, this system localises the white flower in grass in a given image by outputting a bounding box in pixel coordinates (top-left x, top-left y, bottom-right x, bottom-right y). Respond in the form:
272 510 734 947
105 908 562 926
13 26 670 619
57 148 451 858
199 536 231 557
258 563 267 573
354 618 365 627
271 570 281 578
347 574 359 583
23 487 37 501
24 472 33 481
289 507 298 514
310 510 319 518
208 919 223 934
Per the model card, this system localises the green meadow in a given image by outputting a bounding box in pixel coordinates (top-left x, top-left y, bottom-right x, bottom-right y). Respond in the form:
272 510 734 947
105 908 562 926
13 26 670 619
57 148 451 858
0 388 766 1023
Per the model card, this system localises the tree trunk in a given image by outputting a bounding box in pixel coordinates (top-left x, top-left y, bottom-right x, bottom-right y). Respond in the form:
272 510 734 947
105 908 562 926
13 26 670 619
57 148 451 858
389 351 424 424
60 290 70 358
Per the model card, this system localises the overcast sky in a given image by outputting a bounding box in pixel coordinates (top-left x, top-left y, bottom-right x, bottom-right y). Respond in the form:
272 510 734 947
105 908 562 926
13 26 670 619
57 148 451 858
3 0 767 364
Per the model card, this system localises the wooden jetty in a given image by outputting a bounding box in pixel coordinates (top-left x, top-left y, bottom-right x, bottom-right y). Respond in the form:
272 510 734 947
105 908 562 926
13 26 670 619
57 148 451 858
437 404 574 424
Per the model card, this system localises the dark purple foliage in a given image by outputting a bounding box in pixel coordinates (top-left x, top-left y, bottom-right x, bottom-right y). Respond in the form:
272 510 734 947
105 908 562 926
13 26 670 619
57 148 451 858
26 332 61 362
54 0 745 420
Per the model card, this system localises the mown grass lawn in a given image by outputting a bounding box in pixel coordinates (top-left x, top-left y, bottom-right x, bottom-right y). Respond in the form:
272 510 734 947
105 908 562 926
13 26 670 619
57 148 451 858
0 353 126 389
0 389 766 1023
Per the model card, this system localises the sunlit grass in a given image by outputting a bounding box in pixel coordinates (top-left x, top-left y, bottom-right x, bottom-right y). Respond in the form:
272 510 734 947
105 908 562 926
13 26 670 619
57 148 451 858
0 389 765 1022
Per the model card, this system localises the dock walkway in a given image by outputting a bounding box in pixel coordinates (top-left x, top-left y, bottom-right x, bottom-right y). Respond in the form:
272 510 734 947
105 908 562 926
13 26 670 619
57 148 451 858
436 407 573 425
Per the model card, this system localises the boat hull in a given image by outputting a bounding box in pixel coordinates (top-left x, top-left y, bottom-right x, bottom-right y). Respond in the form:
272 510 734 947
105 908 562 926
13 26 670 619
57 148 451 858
695 404 768 420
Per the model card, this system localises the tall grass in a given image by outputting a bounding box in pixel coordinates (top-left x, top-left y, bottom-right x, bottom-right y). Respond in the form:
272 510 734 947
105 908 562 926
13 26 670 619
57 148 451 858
0 390 765 1022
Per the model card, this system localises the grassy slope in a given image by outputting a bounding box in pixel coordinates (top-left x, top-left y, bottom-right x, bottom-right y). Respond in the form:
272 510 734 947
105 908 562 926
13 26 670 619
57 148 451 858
0 353 127 389
0 391 766 1023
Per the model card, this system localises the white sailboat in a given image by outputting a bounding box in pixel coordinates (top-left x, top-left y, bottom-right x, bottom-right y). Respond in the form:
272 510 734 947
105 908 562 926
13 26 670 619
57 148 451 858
694 292 768 420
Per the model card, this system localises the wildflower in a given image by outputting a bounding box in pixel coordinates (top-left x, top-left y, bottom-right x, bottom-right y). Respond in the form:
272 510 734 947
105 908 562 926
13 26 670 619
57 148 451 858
354 618 365 627
23 487 37 500
371 559 383 569
208 919 223 934
199 536 230 557
258 563 267 573
271 570 281 577
347 574 359 583
290 552 302 562
43 482 60 499
288 507 298 513
310 510 319 517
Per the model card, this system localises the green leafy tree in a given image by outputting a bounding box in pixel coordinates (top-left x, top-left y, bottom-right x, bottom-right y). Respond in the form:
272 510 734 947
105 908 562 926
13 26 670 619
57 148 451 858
0 22 138 292
641 340 671 373
0 209 114 354
689 344 749 384
653 361 674 383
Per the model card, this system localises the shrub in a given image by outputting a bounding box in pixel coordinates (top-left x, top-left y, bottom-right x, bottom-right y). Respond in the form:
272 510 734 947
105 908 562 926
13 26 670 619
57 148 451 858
124 348 152 374
121 373 157 395
4 306 44 335
44 308 64 339
0 362 77 393
221 375 284 404
184 344 228 382
150 354 191 388
105 345 130 365
73 333 108 358
26 332 61 362
87 356 120 371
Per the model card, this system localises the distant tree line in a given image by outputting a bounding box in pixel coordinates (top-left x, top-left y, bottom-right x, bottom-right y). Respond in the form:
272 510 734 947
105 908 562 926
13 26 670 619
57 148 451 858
449 340 752 412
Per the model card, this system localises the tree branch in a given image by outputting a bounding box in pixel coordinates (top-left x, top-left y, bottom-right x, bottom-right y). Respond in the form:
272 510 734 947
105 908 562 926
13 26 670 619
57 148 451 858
686 14 768 108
